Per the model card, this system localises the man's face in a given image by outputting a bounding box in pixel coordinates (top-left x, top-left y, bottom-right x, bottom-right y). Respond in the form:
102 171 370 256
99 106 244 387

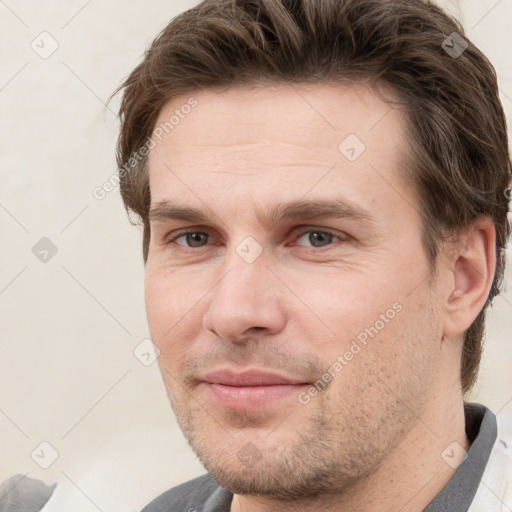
145 84 445 497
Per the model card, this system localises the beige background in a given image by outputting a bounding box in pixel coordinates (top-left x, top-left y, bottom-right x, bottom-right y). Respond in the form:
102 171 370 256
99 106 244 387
1 1 511 510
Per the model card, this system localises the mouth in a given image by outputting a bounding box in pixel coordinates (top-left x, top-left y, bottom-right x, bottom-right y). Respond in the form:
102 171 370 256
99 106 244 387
199 369 310 410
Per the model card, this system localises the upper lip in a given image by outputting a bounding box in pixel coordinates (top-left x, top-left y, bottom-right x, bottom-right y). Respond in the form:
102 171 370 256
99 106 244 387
201 369 308 386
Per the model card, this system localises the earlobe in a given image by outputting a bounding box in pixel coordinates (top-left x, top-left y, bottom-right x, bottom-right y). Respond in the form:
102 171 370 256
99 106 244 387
442 217 496 338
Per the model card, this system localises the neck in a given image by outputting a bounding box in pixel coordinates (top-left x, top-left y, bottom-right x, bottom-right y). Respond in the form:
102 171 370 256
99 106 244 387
230 386 469 512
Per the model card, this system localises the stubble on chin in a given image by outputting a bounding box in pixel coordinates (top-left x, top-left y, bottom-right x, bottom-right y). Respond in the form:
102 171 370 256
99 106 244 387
168 382 399 500
161 336 426 500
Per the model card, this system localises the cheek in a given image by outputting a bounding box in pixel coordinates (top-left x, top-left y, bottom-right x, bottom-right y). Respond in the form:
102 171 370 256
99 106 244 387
366 295 439 385
289 269 399 339
144 265 203 348
145 275 197 382
308 272 434 376
144 270 171 335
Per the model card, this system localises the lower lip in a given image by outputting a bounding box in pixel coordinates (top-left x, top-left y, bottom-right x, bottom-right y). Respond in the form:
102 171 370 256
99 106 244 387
204 383 307 410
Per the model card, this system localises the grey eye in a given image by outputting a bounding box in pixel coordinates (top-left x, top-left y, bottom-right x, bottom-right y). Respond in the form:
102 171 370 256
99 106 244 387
296 231 335 248
180 232 209 247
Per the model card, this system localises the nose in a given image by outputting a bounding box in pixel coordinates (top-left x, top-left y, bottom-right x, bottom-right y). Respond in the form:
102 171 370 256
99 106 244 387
202 248 287 343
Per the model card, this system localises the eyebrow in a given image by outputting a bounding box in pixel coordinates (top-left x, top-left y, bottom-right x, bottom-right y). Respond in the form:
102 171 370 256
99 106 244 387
149 198 375 229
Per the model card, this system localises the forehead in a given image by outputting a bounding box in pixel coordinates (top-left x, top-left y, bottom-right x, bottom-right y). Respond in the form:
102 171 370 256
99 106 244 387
151 82 406 155
147 83 416 225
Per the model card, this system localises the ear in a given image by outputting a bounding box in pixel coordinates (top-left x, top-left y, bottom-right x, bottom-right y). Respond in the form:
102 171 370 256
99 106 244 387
442 216 496 338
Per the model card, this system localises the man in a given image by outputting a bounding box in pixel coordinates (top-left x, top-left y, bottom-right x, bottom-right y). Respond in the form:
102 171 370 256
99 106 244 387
112 0 512 510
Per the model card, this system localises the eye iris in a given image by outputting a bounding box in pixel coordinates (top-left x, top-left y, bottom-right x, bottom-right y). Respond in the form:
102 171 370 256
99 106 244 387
309 232 333 247
186 232 208 247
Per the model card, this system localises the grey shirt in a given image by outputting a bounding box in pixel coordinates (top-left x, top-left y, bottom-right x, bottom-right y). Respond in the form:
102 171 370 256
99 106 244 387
141 402 497 512
0 475 56 512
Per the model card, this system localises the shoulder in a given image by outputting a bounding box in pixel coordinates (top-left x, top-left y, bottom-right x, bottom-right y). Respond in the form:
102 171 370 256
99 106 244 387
0 474 56 511
140 473 229 512
469 411 512 511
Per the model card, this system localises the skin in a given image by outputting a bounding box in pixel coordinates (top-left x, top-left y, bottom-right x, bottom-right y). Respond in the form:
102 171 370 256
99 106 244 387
145 83 496 512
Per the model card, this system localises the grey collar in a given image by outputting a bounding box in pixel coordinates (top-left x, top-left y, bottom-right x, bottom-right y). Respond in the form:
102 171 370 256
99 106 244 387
424 402 497 511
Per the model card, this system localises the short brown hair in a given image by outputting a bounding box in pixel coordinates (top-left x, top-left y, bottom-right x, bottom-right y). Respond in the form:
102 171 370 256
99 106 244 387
112 0 511 394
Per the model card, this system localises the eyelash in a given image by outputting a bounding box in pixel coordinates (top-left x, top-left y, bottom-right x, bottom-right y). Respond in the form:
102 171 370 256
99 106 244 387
165 227 348 250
